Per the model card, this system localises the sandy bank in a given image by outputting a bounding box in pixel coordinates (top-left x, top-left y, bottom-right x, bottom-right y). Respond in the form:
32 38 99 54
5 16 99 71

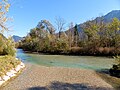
2 64 114 90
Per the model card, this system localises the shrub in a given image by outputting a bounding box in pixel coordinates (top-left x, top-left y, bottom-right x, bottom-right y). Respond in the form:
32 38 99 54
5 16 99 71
109 56 120 77
114 56 120 65
3 37 16 56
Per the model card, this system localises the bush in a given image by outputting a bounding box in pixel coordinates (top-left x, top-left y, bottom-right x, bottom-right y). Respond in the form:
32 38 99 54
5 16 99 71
3 37 16 56
109 56 120 77
114 56 120 65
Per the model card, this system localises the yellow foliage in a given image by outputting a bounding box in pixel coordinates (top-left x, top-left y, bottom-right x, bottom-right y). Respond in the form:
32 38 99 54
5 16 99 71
0 0 10 33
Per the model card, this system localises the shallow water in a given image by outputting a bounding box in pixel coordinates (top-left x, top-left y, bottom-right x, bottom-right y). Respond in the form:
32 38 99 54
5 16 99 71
17 49 114 70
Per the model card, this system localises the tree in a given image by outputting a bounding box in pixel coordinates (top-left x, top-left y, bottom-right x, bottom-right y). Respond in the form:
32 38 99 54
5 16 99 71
107 18 120 48
74 24 79 47
3 37 16 56
81 19 102 54
0 0 16 56
37 20 56 51
22 20 57 52
37 20 55 35
55 17 66 38
68 22 74 48
0 0 10 33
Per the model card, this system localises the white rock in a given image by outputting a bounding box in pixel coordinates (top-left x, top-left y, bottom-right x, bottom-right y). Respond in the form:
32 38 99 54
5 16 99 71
0 81 5 86
0 77 2 81
20 62 25 68
6 72 16 77
10 69 17 74
0 62 25 86
2 75 10 81
21 62 25 66
6 72 12 76
15 65 21 72
10 73 16 77
20 65 25 68
15 58 19 60
21 62 24 65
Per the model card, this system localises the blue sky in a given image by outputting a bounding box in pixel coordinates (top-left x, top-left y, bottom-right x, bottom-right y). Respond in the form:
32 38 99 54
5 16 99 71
7 0 120 37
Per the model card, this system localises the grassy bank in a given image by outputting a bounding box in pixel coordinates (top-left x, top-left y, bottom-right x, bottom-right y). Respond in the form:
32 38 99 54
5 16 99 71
0 56 21 77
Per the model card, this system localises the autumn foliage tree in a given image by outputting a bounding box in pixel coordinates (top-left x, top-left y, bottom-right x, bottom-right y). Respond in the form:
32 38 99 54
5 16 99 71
0 0 16 56
0 0 10 33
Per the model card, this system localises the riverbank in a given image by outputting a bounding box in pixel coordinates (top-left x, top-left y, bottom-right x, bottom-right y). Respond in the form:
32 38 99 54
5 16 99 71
2 63 114 90
0 56 25 87
21 46 120 57
97 71 120 90
22 49 116 58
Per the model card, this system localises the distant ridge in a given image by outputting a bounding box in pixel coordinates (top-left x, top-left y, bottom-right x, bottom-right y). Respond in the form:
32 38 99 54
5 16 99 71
79 10 120 31
65 10 120 38
12 35 23 42
103 10 120 22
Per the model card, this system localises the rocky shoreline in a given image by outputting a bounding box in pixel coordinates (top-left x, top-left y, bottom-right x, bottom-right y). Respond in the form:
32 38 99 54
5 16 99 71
0 59 25 87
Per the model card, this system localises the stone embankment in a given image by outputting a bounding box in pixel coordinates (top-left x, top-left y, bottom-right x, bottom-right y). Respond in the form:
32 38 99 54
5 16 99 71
0 59 25 86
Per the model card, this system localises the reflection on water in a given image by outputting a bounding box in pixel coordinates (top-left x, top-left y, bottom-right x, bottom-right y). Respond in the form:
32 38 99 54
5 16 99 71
16 49 114 70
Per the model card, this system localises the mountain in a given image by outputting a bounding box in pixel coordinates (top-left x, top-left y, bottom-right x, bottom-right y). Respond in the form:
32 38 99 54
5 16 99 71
95 10 120 23
65 10 120 39
102 10 120 22
79 10 120 30
12 35 23 42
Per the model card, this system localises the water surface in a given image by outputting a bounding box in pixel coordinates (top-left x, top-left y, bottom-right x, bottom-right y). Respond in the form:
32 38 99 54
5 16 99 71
17 49 114 70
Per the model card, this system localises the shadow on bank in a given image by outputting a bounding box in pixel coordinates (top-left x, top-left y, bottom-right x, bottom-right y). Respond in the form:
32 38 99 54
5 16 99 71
96 69 120 90
27 81 113 90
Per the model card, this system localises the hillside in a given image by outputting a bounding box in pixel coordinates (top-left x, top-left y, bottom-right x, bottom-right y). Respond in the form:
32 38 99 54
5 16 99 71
103 10 120 22
72 10 120 37
12 35 23 42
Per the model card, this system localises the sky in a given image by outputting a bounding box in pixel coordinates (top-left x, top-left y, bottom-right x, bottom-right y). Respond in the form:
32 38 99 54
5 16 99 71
7 0 120 37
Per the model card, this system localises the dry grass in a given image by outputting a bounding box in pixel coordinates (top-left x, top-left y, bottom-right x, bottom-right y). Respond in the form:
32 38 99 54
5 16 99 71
0 56 21 76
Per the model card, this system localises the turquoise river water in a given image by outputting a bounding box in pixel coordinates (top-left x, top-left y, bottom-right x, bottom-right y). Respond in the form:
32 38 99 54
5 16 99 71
17 49 114 70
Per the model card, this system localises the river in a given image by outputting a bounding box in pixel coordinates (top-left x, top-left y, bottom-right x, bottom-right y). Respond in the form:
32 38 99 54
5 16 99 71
16 49 114 71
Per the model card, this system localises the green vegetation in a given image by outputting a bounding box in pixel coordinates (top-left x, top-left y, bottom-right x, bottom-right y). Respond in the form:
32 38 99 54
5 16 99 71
0 35 16 56
19 17 120 56
0 0 20 78
0 56 20 77
0 0 16 56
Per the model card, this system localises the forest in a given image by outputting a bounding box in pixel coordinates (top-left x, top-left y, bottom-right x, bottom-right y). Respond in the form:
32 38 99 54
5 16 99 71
18 17 120 56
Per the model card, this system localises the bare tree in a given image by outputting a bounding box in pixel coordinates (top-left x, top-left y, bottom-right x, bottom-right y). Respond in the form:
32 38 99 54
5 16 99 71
55 17 66 38
68 22 74 48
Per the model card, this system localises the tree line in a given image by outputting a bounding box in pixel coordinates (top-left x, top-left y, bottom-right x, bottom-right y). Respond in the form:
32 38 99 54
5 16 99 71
19 17 120 56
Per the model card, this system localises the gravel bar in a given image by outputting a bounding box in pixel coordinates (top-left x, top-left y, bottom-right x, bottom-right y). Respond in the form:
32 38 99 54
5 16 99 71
2 63 114 90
